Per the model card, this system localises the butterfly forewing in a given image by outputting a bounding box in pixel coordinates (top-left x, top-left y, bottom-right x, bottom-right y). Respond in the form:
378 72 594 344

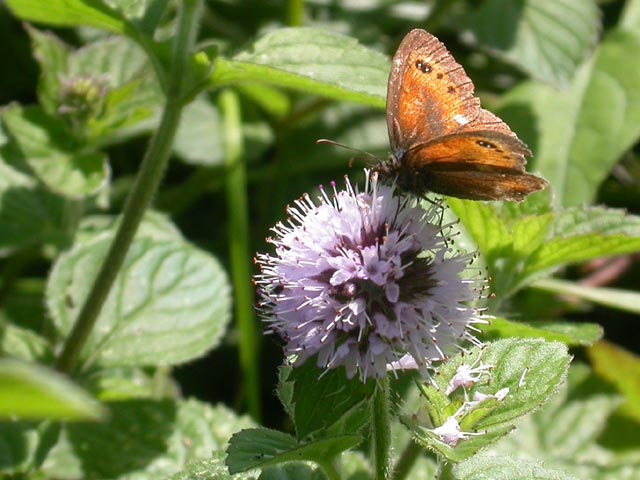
384 29 547 201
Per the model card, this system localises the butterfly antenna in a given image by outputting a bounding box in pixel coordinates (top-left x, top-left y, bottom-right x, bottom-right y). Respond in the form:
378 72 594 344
316 139 378 159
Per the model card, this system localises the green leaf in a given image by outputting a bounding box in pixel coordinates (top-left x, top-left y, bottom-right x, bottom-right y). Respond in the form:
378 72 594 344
403 339 571 462
286 361 376 439
173 96 224 166
1 105 109 198
0 159 67 254
453 454 580 480
212 28 387 108
169 452 258 480
226 428 360 474
76 211 184 245
491 364 625 476
481 317 602 347
69 36 162 141
499 29 640 207
449 201 640 297
533 277 640 315
5 0 139 39
27 26 70 116
0 359 105 421
0 421 61 476
461 0 600 87
260 463 323 480
620 0 640 31
521 208 640 281
44 399 255 479
47 235 231 368
588 341 640 422
0 322 52 362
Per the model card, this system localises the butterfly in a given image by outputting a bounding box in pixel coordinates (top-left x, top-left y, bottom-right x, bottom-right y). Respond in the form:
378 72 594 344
376 29 547 201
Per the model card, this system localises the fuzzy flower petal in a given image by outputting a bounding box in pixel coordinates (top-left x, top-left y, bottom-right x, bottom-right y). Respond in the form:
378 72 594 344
255 171 486 381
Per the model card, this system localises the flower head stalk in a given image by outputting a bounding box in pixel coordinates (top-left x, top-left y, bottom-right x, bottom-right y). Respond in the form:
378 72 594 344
255 171 486 381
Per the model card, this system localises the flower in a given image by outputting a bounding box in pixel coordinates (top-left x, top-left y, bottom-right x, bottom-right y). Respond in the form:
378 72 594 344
429 404 486 447
445 356 494 396
255 170 486 381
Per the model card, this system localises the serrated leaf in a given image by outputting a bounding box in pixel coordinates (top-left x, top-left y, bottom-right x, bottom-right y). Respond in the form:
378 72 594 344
44 399 254 479
226 428 297 474
47 235 231 368
226 428 360 475
5 0 138 39
1 105 109 198
492 364 624 473
499 29 640 207
169 452 258 480
0 359 105 421
533 277 640 315
462 0 600 87
588 341 640 422
212 28 387 108
27 26 70 116
521 208 640 281
453 454 580 480
404 339 570 462
449 201 640 297
481 317 602 346
287 362 376 439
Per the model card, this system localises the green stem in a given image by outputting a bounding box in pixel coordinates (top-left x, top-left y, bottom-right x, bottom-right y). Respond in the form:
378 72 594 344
219 89 261 420
391 440 421 480
437 460 454 480
317 459 341 480
55 0 202 374
372 376 392 480
286 0 304 26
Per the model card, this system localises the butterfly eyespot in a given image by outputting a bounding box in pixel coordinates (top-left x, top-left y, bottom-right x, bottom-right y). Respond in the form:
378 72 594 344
476 140 497 149
415 60 432 73
436 72 444 79
447 85 456 94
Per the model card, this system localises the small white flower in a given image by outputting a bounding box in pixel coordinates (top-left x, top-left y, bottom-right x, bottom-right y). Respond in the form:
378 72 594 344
430 406 485 447
445 356 494 396
462 387 510 413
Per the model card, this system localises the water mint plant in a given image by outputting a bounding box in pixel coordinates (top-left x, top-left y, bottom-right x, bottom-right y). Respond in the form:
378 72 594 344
0 1 639 480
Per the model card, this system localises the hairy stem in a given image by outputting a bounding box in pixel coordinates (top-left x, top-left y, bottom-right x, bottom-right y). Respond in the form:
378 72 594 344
372 376 392 480
56 0 202 374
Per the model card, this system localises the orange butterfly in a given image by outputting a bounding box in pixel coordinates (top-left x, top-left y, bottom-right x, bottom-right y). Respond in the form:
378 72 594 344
377 29 547 201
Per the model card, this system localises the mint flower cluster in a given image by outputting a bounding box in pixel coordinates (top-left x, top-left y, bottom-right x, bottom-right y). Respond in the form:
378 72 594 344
255 171 485 381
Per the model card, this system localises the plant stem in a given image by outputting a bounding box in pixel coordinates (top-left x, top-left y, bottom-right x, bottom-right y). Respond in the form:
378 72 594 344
287 0 304 26
220 88 262 420
437 460 454 480
372 376 391 480
56 0 202 374
391 440 421 480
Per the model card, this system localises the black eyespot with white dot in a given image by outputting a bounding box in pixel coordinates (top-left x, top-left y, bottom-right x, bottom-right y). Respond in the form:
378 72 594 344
476 140 497 149
415 60 432 73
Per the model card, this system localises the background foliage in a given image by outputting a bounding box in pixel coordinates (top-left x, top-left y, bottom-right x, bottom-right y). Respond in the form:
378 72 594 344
0 0 639 479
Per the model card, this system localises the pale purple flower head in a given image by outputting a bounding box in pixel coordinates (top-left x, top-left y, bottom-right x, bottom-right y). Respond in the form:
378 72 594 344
255 171 485 381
